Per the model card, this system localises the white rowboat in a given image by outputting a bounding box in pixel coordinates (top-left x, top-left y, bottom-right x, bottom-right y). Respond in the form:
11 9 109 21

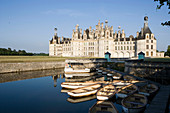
67 84 101 97
97 84 116 100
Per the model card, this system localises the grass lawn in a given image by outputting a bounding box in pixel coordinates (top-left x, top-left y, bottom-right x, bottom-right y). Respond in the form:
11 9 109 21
0 56 99 63
0 56 66 63
144 57 170 62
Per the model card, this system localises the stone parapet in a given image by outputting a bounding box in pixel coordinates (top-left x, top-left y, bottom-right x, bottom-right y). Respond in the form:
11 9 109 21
0 61 65 74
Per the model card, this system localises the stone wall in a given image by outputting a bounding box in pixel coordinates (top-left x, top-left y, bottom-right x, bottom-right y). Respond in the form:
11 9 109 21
125 59 170 84
0 61 65 74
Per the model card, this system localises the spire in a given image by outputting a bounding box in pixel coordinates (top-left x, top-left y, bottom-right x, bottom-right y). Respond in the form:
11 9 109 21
54 28 57 36
76 24 79 31
144 16 148 28
98 20 100 26
105 19 108 28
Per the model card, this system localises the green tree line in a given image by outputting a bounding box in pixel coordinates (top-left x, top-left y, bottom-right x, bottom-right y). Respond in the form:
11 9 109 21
0 48 48 56
165 45 170 57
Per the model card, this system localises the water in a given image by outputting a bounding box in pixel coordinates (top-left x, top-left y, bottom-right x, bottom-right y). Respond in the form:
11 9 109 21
0 69 123 113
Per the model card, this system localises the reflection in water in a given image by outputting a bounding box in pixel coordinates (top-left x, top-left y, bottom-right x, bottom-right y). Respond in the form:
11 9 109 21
89 101 118 113
67 95 97 103
0 69 64 83
61 88 71 93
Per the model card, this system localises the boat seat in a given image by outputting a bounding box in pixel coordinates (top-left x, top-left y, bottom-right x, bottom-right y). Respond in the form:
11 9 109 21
97 104 112 108
83 89 92 91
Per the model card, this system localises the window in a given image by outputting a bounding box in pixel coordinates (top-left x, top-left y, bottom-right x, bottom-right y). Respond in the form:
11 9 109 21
147 35 149 38
146 45 149 49
151 40 153 43
115 46 117 50
127 42 129 44
124 46 126 50
127 46 129 50
107 32 109 35
130 46 132 50
121 46 123 50
106 46 109 50
133 46 135 50
146 51 149 56
151 45 153 49
146 40 149 43
118 46 120 50
151 52 153 56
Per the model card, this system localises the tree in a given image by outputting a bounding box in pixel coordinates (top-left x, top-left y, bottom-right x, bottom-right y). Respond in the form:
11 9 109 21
154 0 170 26
165 45 170 56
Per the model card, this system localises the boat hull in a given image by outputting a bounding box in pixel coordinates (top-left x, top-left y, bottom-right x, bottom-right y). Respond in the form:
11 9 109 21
61 82 96 89
122 106 145 113
68 90 98 97
117 93 127 98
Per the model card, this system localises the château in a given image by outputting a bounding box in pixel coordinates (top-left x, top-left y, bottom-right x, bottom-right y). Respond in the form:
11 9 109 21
49 16 164 58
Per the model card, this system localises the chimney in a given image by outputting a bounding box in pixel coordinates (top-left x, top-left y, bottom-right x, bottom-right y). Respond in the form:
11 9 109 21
58 37 60 44
122 29 125 38
61 36 64 42
141 28 143 36
118 30 121 38
114 31 117 39
136 31 139 37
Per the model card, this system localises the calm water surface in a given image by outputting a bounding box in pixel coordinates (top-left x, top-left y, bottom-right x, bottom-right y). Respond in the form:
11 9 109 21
0 69 123 113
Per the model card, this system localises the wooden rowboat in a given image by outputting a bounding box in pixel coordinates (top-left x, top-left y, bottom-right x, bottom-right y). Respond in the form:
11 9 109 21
67 84 101 97
89 101 118 113
123 75 136 81
122 93 147 113
138 83 158 96
117 84 138 98
97 84 116 100
61 82 96 89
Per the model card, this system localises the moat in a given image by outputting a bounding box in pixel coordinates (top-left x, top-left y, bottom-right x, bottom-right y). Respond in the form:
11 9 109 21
0 69 122 113
0 69 169 113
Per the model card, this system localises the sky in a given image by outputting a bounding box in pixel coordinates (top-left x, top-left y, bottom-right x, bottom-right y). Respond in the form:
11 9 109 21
0 0 169 53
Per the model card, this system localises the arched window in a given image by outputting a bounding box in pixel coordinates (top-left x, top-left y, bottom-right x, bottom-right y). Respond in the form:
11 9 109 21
151 52 153 56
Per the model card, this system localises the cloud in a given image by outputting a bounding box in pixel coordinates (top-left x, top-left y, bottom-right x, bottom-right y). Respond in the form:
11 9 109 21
42 9 86 17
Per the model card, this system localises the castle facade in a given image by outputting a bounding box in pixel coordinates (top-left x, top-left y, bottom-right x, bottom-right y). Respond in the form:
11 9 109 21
49 16 164 58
